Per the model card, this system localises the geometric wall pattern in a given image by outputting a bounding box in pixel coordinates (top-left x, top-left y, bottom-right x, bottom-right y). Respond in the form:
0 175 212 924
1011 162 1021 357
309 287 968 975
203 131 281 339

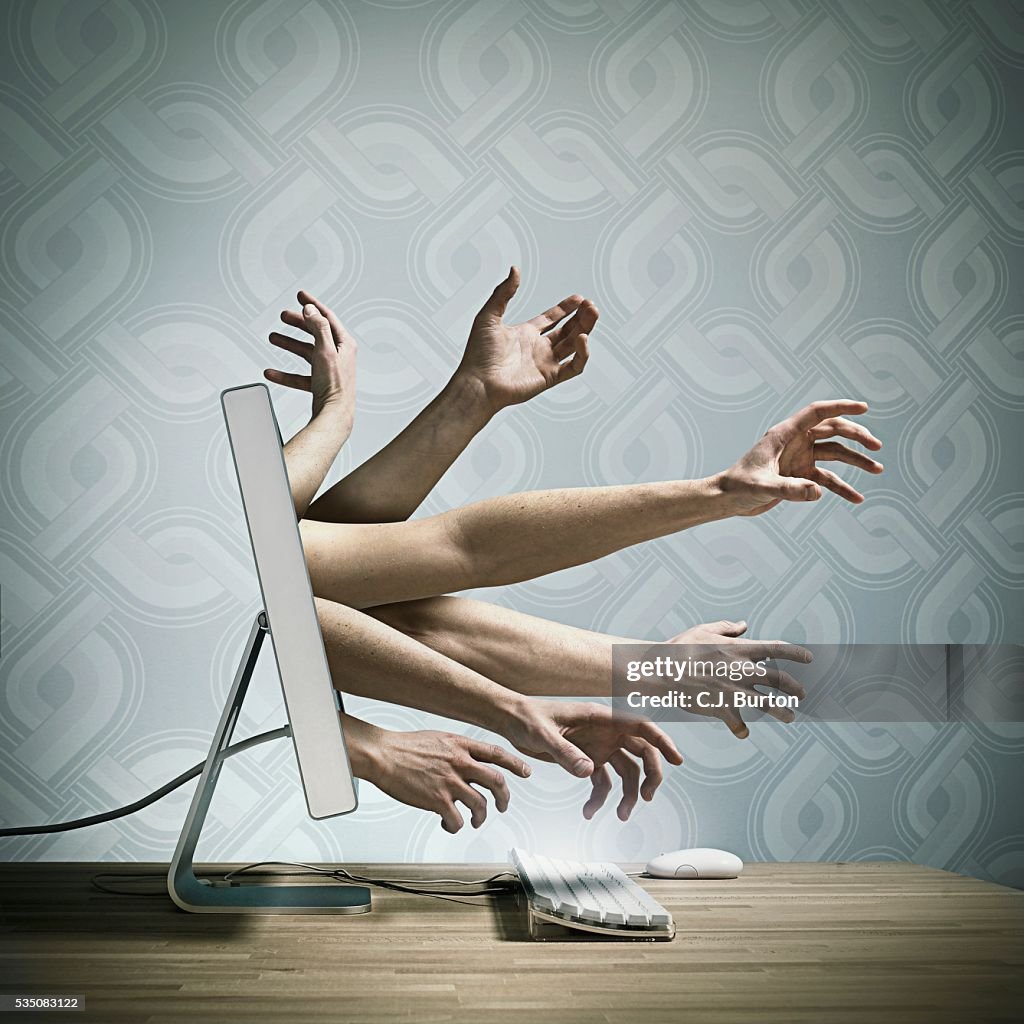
1 0 1022 886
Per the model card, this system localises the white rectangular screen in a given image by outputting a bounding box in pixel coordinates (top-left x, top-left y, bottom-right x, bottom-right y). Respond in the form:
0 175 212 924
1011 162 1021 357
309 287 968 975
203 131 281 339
221 384 357 819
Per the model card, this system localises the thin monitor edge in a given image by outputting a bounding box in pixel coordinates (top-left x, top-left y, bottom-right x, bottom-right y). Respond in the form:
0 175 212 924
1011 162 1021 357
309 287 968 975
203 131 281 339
220 383 357 819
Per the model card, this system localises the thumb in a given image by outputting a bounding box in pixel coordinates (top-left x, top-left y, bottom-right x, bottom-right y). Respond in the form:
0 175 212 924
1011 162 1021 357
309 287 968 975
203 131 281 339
770 476 821 503
478 265 519 322
541 731 594 778
714 619 747 637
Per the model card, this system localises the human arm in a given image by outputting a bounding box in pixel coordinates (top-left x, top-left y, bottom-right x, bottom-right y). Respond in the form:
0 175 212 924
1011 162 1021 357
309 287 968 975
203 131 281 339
369 597 810 738
316 597 682 819
301 476 737 608
298 399 883 609
307 373 491 524
368 595 635 695
341 713 531 833
265 300 357 520
271 269 597 524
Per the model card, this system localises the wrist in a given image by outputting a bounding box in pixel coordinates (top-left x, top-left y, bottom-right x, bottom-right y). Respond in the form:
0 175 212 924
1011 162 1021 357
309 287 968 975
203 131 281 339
341 714 386 781
478 688 534 741
645 476 739 532
446 368 502 422
701 471 750 519
311 395 353 427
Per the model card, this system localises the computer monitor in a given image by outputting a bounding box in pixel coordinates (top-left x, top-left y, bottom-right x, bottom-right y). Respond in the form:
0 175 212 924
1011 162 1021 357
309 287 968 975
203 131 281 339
168 383 367 914
221 383 357 820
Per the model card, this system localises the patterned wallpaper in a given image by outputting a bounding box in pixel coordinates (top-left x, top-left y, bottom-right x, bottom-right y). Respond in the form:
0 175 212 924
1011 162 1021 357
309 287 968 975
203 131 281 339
0 0 1022 887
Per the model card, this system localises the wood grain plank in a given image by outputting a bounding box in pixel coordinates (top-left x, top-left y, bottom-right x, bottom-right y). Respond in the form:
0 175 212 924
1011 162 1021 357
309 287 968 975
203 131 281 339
1 862 1021 1024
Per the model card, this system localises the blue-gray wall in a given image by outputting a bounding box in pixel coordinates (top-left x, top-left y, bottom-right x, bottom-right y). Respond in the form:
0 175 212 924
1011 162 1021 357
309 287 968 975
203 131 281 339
1 0 1022 886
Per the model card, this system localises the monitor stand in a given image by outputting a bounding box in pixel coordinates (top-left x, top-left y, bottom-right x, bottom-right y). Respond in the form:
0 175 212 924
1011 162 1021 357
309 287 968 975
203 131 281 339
168 611 372 915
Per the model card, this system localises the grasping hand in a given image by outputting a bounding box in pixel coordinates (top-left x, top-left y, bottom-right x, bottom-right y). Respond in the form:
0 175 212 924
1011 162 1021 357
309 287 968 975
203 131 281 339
348 720 532 834
455 266 598 413
265 290 358 427
580 735 676 823
665 620 812 738
505 699 684 821
716 400 883 516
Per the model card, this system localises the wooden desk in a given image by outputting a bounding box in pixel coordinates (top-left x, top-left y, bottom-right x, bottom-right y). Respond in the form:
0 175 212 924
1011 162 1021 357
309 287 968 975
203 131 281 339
1 862 1022 1023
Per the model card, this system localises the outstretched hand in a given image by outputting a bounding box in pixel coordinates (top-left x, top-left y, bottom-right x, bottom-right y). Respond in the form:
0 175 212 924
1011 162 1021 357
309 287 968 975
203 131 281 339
265 290 358 425
665 620 811 738
455 266 598 413
506 699 683 821
717 400 883 516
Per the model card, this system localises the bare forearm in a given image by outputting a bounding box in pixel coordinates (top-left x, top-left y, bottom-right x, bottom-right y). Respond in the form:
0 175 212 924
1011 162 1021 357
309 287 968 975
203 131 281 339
444 476 735 589
369 596 634 696
315 596 527 732
306 374 493 524
282 406 350 520
302 474 740 609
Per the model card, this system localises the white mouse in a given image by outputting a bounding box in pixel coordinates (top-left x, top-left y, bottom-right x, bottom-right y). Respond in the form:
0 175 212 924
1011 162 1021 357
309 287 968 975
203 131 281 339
645 848 743 879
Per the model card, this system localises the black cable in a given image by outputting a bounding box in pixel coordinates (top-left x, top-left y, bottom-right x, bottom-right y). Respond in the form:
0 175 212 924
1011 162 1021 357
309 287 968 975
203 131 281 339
222 861 516 888
2 729 522 907
222 862 518 904
0 726 291 837
89 864 519 905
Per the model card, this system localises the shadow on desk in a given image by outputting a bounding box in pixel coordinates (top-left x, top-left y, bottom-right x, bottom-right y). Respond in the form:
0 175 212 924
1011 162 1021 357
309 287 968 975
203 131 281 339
0 862 535 945
3 861 1024 1024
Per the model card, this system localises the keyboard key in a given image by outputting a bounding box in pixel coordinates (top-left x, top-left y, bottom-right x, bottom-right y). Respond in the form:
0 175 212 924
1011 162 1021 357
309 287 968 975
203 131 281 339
510 848 674 940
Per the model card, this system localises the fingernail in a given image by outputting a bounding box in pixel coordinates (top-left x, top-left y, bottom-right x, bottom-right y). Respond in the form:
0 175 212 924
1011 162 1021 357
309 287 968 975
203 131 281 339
573 758 592 777
805 485 817 500
303 303 317 316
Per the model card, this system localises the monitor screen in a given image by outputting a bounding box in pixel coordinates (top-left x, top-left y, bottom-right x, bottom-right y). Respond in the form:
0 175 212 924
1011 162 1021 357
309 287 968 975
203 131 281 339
221 383 357 819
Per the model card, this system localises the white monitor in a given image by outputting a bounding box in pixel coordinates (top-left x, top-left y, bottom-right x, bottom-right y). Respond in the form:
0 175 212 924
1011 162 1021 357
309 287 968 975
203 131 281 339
221 383 357 819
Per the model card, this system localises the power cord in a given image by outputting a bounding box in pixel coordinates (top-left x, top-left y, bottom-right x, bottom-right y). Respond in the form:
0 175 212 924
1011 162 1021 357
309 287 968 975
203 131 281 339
0 726 520 905
0 726 292 837
222 862 517 905
90 863 517 906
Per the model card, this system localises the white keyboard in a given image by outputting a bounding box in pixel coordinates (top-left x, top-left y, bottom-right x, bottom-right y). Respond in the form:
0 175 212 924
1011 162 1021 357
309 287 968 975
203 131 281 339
510 848 675 941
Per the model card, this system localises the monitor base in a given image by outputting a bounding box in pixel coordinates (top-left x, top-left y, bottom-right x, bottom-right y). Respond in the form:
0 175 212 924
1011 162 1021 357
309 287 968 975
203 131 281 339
168 612 371 915
172 876 372 915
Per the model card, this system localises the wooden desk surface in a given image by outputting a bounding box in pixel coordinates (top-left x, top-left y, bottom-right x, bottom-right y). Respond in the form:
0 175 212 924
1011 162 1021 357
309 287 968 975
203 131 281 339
1 861 1022 1023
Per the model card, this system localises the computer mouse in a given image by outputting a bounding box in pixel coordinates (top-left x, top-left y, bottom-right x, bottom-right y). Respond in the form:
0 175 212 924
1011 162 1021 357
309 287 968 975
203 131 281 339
645 848 743 879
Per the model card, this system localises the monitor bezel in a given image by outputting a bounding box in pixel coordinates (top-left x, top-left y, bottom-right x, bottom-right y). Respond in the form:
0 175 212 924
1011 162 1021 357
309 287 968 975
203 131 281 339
220 383 357 820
